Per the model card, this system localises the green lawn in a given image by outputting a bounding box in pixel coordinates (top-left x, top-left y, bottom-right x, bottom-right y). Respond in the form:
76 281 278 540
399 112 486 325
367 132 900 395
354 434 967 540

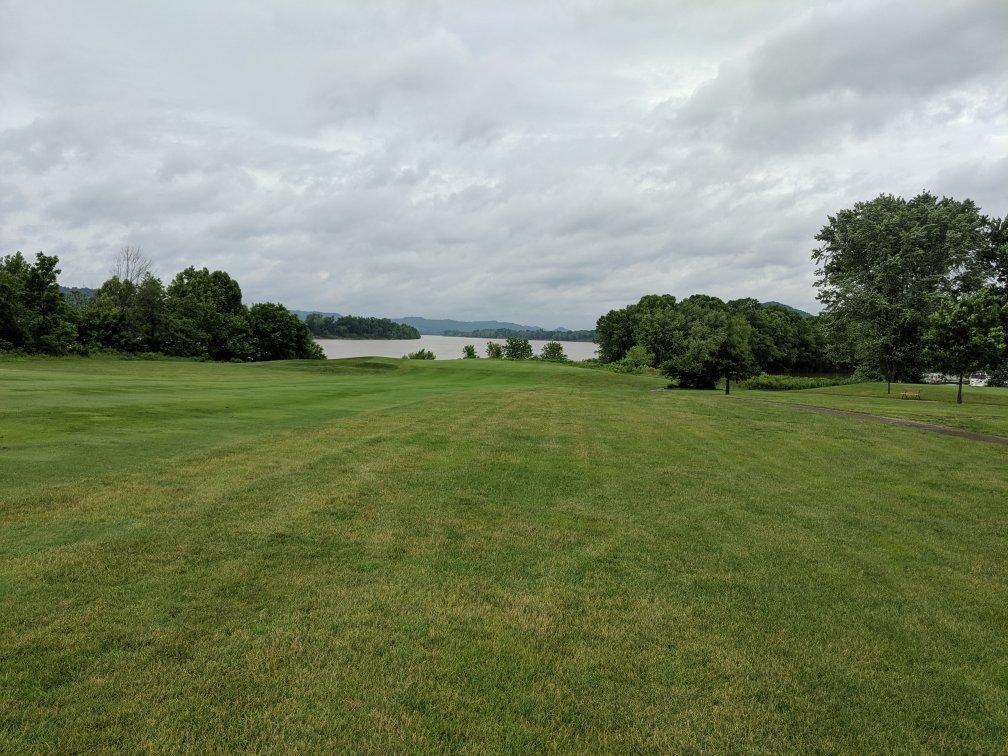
741 381 1008 437
2 357 1007 751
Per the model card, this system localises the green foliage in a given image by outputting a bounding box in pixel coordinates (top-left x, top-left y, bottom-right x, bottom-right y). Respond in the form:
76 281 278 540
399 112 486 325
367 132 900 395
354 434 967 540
462 344 478 359
812 192 989 386
742 373 858 391
405 348 436 359
503 337 533 360
539 341 566 361
0 253 321 362
306 313 420 339
660 305 757 392
608 344 655 374
923 288 1006 402
486 341 503 359
988 364 1008 388
249 303 325 361
0 251 76 353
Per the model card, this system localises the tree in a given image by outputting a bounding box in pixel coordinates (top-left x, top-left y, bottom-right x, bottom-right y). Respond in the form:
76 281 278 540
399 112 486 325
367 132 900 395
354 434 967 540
813 192 988 392
462 344 478 358
112 245 152 286
503 337 533 360
595 294 676 363
248 302 323 361
1 252 77 354
486 341 503 359
540 341 566 361
661 308 757 393
923 289 1006 404
164 267 250 360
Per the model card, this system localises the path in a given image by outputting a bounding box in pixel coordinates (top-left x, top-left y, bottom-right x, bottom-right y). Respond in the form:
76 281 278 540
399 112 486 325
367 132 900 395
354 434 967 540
747 398 1008 446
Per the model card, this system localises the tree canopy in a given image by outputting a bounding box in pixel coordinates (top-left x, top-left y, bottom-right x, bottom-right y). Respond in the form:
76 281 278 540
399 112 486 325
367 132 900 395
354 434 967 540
0 252 323 361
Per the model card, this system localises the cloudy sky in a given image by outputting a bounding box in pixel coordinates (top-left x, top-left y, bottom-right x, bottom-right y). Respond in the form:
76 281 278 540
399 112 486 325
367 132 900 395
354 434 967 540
2 1 1006 328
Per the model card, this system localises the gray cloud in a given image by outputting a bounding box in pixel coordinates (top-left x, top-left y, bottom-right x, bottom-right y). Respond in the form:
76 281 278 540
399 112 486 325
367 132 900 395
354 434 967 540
1 0 1005 327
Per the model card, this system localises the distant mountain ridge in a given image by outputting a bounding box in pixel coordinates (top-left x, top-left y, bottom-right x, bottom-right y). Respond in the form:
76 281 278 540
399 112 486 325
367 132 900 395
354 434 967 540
392 316 544 335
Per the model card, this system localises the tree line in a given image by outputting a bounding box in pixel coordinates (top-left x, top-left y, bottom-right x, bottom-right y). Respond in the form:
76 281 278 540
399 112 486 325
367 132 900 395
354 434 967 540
442 327 596 342
0 249 323 361
305 313 420 340
596 296 832 392
594 192 1007 398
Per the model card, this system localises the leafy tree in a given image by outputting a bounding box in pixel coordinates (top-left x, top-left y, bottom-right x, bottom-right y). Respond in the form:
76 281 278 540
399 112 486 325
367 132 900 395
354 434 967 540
1 252 77 353
462 344 478 358
164 267 250 361
923 289 1006 404
248 302 324 361
539 341 566 361
486 341 503 359
813 192 988 392
596 294 676 363
503 337 533 360
661 308 757 393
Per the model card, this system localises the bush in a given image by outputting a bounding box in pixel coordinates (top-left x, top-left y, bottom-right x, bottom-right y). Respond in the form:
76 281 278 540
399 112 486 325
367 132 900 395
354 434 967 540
988 364 1008 387
504 337 533 360
462 344 478 359
741 373 857 391
404 348 435 360
609 344 654 374
486 341 503 359
539 341 566 361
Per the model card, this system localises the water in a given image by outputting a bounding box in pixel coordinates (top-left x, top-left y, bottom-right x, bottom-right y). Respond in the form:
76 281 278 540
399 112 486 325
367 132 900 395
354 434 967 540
316 334 598 361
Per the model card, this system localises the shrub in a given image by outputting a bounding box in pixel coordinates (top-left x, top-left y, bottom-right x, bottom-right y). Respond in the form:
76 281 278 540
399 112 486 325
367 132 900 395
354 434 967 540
988 364 1008 387
462 344 478 359
486 341 503 359
609 344 654 374
504 337 533 360
741 373 857 391
404 348 435 360
539 341 566 361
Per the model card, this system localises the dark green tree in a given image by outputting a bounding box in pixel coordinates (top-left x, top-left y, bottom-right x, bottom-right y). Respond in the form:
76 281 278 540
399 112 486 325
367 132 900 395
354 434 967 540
662 307 757 393
503 337 533 360
539 341 566 361
923 289 1006 404
462 344 478 358
486 341 503 359
813 192 988 392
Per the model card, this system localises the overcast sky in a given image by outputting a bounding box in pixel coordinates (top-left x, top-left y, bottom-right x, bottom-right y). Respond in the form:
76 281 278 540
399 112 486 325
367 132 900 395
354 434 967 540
2 1 1006 328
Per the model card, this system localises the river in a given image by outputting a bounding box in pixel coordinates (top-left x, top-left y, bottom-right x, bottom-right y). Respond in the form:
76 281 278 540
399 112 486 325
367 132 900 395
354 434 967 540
316 334 598 361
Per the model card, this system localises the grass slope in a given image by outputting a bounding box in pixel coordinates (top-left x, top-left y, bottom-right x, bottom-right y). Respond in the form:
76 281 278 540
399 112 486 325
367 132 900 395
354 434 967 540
2 357 1007 751
741 381 1008 437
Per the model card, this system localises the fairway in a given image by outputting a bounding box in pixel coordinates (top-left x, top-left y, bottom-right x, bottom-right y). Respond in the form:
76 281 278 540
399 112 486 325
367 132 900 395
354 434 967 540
2 357 1008 751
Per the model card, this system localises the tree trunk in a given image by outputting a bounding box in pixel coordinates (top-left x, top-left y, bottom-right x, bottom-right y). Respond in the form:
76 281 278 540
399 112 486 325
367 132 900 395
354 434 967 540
725 373 730 395
957 373 963 404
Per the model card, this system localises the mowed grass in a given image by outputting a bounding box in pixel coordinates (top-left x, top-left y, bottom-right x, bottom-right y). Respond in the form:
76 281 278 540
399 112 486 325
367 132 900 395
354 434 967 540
741 381 1008 437
2 357 1007 751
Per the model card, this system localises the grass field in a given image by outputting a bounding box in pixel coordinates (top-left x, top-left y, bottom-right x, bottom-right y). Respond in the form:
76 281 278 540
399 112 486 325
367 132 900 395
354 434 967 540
2 356 1008 751
741 381 1008 437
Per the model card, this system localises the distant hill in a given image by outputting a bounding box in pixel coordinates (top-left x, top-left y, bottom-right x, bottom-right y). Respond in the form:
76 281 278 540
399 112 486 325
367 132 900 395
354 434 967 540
392 317 544 335
59 285 97 304
290 311 546 335
761 301 813 318
290 309 340 320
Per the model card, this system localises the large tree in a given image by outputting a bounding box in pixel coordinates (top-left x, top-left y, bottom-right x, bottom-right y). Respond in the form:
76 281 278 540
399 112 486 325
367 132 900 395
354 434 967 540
813 192 988 392
923 289 1005 404
659 302 757 393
